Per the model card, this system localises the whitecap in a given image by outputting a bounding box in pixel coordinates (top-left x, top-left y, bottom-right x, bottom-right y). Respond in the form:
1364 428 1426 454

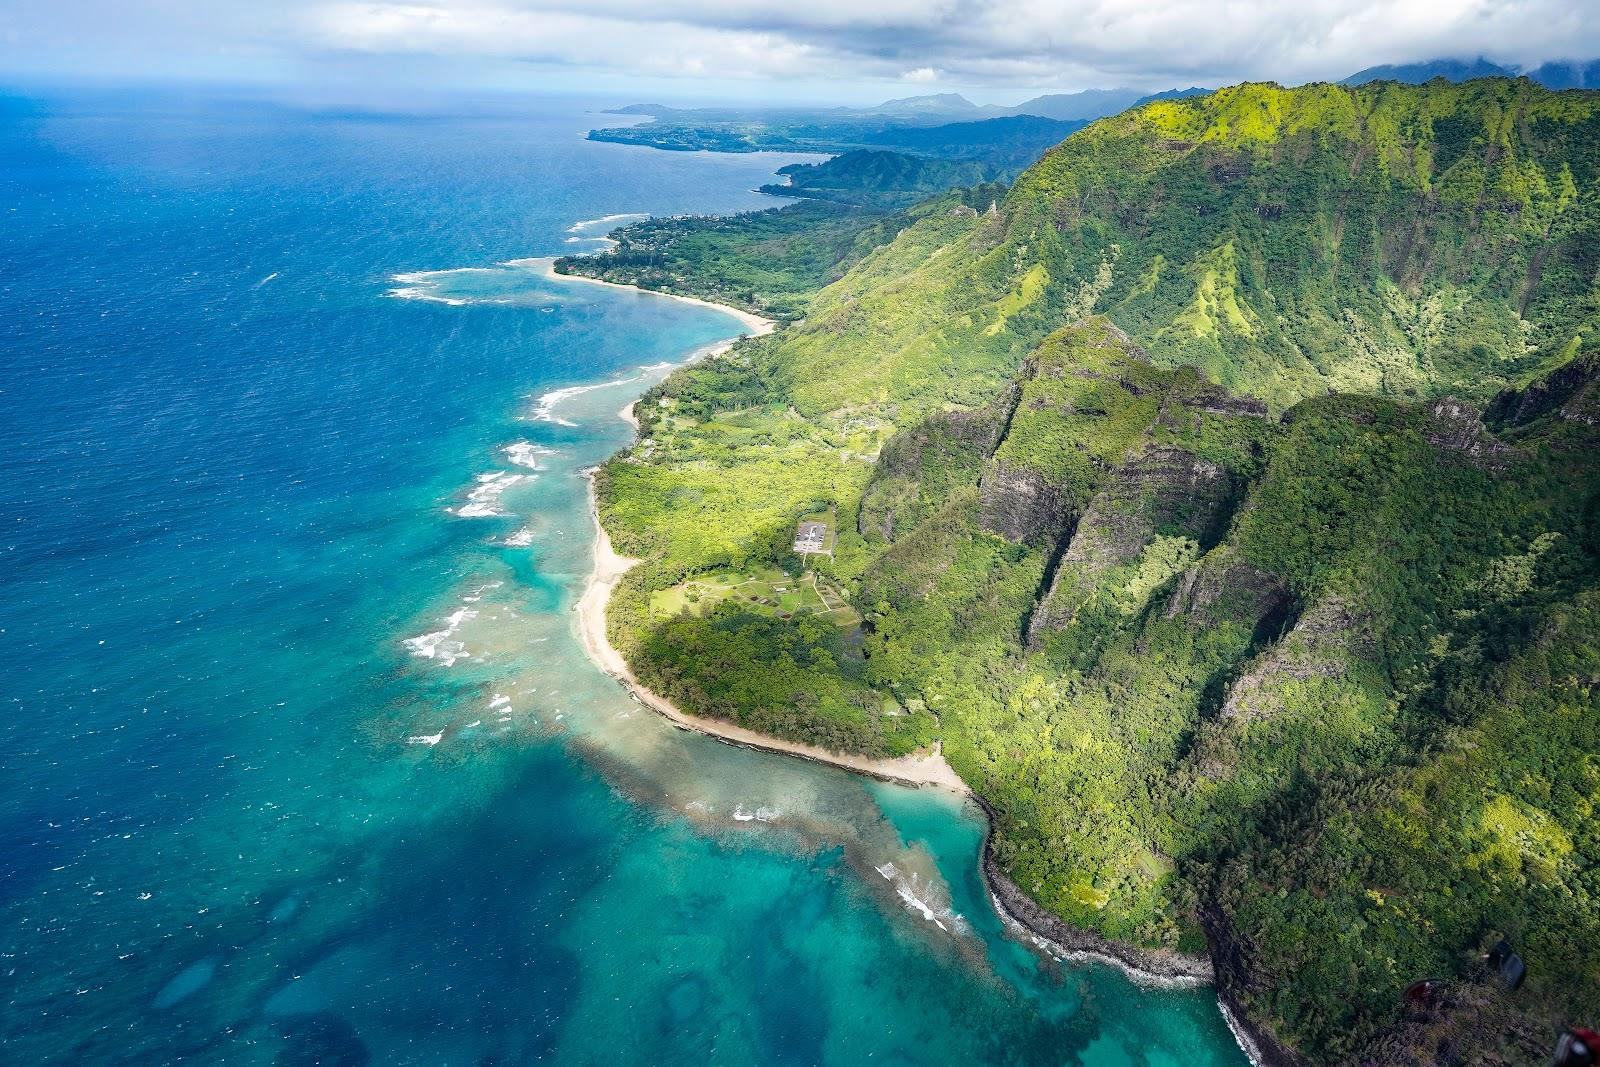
406 732 443 746
461 580 504 602
566 212 648 233
386 267 500 307
502 527 535 547
386 286 468 307
453 472 531 518
731 805 778 823
530 377 637 426
503 441 558 470
403 608 477 666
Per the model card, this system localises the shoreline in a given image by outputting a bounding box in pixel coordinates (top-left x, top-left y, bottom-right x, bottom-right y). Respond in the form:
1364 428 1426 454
550 257 965 793
574 471 970 794
529 256 778 336
968 795 1215 988
553 260 1261 1046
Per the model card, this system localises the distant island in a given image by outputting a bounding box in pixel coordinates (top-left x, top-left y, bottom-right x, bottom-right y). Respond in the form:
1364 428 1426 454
563 76 1600 1065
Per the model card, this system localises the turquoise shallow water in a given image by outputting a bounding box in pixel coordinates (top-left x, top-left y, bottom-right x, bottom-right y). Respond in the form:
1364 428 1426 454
0 87 1247 1064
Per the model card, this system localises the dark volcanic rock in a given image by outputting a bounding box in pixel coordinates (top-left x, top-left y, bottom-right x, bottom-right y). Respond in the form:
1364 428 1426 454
971 796 1215 984
1486 350 1600 428
1200 904 1311 1067
1164 546 1288 634
1214 593 1371 723
978 461 1074 544
860 387 1017 542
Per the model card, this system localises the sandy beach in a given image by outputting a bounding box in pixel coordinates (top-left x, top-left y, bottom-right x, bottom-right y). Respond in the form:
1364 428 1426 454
575 473 969 793
548 243 1239 1005
547 255 968 790
528 256 778 336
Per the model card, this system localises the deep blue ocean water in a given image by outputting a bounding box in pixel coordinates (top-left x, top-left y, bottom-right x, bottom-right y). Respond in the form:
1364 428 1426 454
0 87 1248 1065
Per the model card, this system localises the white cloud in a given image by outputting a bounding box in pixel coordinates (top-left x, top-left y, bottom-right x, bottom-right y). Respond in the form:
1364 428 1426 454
298 0 1600 89
4 0 1599 94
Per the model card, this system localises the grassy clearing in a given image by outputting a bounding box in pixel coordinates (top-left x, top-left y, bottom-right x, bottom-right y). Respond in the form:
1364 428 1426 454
650 568 861 627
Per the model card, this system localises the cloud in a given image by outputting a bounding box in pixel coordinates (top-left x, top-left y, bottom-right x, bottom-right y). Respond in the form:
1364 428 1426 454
298 0 1600 88
4 0 1600 94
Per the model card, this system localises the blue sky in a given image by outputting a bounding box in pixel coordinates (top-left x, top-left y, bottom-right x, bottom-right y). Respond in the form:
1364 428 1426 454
3 1 1598 105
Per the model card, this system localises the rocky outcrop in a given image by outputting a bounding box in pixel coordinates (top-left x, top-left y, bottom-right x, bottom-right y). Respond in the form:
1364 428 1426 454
1201 903 1311 1067
1026 446 1238 644
861 387 1017 543
972 796 1215 985
1164 546 1288 636
877 402 1012 479
977 461 1074 544
1423 396 1514 470
1214 593 1372 722
1486 351 1600 428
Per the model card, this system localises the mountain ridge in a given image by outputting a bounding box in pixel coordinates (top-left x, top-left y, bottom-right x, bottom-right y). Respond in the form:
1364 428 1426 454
575 76 1600 1063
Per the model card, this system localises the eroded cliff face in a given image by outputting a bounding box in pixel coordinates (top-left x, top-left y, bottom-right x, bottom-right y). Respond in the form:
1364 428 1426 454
1026 445 1238 645
1486 351 1600 429
976 461 1074 544
1163 545 1287 634
859 388 1016 543
1423 397 1516 470
852 318 1600 1065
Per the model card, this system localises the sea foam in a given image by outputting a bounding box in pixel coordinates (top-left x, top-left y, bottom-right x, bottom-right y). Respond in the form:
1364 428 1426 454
530 377 636 426
453 471 531 518
403 608 477 666
503 441 558 469
565 212 648 233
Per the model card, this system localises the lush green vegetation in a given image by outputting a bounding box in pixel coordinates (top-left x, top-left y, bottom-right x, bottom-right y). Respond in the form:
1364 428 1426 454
761 150 996 210
590 110 1086 168
595 79 1600 1063
553 199 895 321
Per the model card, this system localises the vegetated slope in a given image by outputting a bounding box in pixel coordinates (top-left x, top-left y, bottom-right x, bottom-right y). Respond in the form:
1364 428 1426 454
596 79 1600 1063
552 199 900 322
553 154 1006 322
589 109 1085 166
759 150 997 211
765 78 1600 417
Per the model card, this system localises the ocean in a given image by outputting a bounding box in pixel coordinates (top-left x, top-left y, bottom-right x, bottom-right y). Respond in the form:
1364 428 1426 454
0 86 1247 1065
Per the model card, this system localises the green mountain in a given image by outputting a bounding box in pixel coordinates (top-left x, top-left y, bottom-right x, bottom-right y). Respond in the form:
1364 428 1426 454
760 150 997 210
588 109 1086 167
585 79 1600 1063
1343 56 1600 91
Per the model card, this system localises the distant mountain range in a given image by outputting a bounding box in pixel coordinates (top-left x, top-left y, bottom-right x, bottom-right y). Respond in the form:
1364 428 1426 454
1342 56 1600 89
612 58 1600 135
605 86 1212 128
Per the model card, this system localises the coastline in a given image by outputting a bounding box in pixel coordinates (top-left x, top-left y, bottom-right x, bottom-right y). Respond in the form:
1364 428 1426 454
968 795 1215 988
529 256 778 336
553 259 1261 1049
574 471 970 793
547 255 966 793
